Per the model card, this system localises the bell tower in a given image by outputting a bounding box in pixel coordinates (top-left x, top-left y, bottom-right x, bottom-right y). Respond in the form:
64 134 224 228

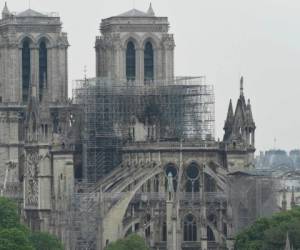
95 4 175 83
0 4 69 103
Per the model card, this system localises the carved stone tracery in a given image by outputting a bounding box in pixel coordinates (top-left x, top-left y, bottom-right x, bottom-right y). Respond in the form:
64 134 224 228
25 150 42 207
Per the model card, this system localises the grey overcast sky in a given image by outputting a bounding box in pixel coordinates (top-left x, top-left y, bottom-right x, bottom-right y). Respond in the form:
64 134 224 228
4 0 300 152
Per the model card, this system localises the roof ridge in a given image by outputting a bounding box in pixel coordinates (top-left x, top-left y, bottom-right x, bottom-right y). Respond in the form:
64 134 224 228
17 8 46 17
117 8 152 17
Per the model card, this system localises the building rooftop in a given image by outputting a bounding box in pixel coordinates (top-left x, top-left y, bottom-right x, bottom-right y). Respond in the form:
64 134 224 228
17 8 47 17
118 8 150 17
117 4 155 17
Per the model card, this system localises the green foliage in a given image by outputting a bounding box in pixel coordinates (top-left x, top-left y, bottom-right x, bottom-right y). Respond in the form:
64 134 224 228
106 234 149 250
0 197 64 250
235 207 300 250
0 228 34 250
0 197 20 229
29 232 64 250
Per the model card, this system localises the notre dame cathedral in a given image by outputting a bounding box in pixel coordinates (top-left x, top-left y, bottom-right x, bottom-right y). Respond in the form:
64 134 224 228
0 3 280 250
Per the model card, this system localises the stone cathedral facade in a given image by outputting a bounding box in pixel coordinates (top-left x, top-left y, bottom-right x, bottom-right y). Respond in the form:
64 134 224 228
0 3 74 238
0 3 268 250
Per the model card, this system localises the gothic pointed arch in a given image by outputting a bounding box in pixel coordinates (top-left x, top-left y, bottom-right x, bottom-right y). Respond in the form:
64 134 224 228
141 33 160 49
36 34 54 47
18 34 35 46
122 34 140 49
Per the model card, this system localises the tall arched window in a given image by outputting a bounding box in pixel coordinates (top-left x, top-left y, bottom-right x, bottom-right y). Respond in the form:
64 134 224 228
183 214 197 241
162 222 167 241
207 226 215 241
22 39 31 103
144 41 154 82
39 40 47 101
185 163 200 192
204 173 217 192
126 41 136 81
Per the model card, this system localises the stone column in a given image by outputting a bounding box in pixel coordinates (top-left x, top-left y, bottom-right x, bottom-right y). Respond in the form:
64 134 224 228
2 47 8 102
10 46 20 103
200 171 207 250
52 47 60 102
166 198 174 250
18 47 23 103
252 130 255 147
30 45 39 98
159 173 165 193
136 48 143 84
217 203 224 242
162 34 175 82
169 47 174 80
226 202 234 250
58 45 66 102
47 47 53 101
113 40 123 81
64 46 68 100
155 48 163 81
121 48 126 81
246 128 250 145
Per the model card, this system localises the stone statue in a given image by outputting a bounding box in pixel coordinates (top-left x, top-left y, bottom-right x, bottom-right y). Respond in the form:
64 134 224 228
167 172 174 193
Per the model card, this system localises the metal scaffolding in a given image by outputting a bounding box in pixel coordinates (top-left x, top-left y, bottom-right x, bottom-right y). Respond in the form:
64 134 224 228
68 181 101 250
228 171 280 233
72 77 215 183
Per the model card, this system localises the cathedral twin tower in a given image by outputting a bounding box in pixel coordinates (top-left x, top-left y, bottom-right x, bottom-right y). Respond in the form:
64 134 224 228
0 3 69 104
95 4 175 83
0 2 176 106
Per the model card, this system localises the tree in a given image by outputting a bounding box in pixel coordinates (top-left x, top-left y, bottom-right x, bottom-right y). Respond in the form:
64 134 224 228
0 228 34 250
106 234 149 250
0 197 64 250
0 197 21 229
29 232 64 250
235 207 300 250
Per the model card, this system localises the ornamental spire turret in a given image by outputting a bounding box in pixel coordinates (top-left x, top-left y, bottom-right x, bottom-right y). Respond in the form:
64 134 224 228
147 3 155 16
2 2 10 19
223 77 256 149
246 99 255 125
223 99 234 141
240 76 244 97
224 99 234 129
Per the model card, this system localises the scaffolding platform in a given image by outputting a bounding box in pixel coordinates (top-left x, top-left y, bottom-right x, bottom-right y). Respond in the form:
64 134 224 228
72 77 215 182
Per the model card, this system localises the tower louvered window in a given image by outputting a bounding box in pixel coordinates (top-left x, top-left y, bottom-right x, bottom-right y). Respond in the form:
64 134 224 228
39 41 47 101
144 41 154 82
22 39 31 103
126 41 136 81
